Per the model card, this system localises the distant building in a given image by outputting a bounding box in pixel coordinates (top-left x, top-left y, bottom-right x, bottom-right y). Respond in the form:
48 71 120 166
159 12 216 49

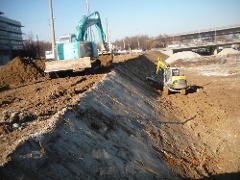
0 11 24 65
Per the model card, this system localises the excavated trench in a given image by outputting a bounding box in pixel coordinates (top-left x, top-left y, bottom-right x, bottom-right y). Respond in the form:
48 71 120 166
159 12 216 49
0 56 238 179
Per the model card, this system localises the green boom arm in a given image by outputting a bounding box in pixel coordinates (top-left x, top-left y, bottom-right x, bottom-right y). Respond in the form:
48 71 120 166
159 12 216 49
76 11 108 51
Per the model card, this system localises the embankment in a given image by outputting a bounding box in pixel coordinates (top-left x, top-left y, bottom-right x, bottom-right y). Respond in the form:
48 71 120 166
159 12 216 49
1 55 239 179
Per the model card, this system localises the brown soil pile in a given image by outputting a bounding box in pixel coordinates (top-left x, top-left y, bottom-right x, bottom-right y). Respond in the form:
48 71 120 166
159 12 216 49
145 50 169 62
98 54 113 67
0 57 46 89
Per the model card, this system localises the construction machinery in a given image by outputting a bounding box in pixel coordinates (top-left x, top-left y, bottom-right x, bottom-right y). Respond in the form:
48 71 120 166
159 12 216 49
45 50 54 60
76 11 109 54
146 58 188 95
163 67 188 95
44 11 109 73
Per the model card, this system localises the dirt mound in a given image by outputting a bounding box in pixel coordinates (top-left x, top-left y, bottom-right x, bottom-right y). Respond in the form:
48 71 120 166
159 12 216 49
145 50 169 63
113 53 143 63
170 56 221 68
217 48 240 56
98 54 113 67
0 57 46 89
166 51 201 64
113 51 169 65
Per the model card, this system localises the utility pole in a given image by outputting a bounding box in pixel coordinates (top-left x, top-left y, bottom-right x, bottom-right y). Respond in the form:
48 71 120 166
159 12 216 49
123 39 125 50
215 29 217 43
36 35 40 59
48 0 56 59
137 37 140 49
136 29 140 49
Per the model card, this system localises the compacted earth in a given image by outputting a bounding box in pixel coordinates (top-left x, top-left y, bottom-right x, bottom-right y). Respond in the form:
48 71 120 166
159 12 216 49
0 51 239 179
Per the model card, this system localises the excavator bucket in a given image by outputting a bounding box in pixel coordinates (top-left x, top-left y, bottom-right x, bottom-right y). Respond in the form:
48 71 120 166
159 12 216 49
44 57 91 73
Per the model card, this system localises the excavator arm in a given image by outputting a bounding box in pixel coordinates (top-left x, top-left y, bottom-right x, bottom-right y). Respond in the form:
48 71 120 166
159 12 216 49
76 11 108 52
156 57 169 74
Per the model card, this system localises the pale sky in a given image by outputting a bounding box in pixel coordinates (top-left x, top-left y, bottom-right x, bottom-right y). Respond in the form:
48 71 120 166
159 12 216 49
1 0 240 42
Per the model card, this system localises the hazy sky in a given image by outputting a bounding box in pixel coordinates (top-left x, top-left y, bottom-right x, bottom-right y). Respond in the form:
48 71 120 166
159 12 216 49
1 0 240 42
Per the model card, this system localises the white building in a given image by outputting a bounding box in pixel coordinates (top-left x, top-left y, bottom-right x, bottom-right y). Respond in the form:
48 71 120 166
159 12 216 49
0 11 24 65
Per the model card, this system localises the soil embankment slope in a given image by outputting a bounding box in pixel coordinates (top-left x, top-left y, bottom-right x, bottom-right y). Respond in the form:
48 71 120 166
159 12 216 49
0 52 239 179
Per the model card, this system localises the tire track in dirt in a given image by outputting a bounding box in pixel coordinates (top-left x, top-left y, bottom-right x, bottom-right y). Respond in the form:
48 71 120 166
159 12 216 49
0 52 239 179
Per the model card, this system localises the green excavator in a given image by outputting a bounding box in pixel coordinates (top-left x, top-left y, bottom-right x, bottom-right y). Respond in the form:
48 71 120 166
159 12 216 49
45 11 110 73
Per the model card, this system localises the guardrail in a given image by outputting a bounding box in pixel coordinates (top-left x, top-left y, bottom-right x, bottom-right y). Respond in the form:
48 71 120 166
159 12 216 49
169 39 240 50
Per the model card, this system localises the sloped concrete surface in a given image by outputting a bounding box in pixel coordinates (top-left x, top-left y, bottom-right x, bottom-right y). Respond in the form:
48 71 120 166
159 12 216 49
0 57 180 179
2 55 239 179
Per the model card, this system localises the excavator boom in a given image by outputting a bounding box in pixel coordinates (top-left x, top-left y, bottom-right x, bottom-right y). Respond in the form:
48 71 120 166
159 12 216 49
76 11 108 52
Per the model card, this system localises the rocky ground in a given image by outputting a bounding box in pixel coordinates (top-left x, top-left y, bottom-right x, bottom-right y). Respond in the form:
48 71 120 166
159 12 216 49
0 50 239 179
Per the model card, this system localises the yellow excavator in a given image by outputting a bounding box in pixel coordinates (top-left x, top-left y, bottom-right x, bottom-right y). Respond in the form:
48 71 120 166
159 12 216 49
146 57 188 95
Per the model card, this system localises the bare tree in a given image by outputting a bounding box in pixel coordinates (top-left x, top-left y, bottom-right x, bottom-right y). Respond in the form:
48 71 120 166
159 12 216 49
112 34 170 50
23 32 51 59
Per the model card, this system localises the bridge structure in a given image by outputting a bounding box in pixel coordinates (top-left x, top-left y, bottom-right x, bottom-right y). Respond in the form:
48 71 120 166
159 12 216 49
158 25 240 54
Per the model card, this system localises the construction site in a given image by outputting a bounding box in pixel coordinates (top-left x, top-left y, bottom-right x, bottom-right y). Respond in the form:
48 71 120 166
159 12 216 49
0 0 240 179
0 47 240 179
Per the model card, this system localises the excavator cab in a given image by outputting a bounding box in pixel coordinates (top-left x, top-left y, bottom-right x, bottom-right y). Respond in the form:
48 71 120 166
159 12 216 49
164 67 187 95
44 41 99 73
